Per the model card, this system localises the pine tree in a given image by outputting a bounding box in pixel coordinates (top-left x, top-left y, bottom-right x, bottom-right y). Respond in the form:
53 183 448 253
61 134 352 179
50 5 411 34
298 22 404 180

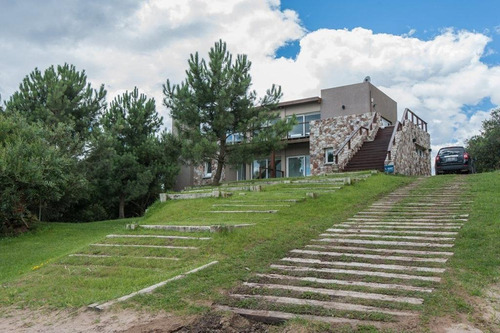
96 87 179 218
164 40 292 185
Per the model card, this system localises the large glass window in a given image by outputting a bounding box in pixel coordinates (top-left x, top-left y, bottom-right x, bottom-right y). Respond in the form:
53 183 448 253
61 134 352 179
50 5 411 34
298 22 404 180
252 158 282 179
287 156 311 177
287 113 320 138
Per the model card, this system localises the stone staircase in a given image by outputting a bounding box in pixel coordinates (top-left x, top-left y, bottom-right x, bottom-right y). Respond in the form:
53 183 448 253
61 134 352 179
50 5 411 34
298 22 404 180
343 126 394 172
216 177 472 329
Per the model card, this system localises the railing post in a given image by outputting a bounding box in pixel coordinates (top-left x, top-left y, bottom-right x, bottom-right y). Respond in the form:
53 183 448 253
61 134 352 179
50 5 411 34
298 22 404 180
388 151 391 160
348 139 351 150
335 155 338 164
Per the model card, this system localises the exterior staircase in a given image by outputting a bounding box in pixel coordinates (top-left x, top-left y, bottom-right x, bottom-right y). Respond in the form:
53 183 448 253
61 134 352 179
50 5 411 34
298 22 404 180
343 126 394 172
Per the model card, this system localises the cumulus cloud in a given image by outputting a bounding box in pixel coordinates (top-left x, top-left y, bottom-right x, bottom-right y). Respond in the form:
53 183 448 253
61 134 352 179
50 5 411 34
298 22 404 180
0 0 498 156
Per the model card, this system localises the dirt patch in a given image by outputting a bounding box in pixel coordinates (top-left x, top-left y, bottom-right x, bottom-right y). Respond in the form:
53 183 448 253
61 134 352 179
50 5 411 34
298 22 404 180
172 312 269 333
428 283 500 333
0 306 186 333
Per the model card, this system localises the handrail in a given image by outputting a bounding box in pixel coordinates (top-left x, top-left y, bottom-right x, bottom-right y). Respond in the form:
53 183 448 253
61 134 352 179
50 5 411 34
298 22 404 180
334 125 369 164
386 121 401 161
334 112 378 164
402 108 427 132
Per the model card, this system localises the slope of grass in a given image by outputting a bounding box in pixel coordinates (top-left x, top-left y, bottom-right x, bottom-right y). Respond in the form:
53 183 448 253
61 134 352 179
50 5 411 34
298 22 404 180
0 218 136 284
420 171 500 330
0 173 412 310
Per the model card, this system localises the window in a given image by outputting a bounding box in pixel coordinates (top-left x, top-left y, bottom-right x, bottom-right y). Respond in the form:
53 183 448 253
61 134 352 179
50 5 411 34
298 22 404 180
287 113 320 138
325 148 334 164
226 132 243 144
204 161 212 178
252 158 282 179
287 155 311 177
237 164 246 181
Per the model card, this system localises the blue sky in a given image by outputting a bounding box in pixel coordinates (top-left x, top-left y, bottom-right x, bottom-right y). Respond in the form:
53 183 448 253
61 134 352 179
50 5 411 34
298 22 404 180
0 0 498 154
278 0 500 66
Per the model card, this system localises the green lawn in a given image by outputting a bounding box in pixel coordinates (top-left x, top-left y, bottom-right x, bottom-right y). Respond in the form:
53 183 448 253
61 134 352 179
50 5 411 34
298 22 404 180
0 173 412 310
1 171 498 332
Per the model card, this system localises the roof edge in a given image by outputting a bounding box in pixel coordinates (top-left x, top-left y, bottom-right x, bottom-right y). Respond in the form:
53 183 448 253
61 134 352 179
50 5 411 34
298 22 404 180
278 96 321 108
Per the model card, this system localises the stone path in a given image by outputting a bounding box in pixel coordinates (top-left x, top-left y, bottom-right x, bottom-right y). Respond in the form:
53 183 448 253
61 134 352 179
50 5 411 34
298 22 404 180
216 177 471 327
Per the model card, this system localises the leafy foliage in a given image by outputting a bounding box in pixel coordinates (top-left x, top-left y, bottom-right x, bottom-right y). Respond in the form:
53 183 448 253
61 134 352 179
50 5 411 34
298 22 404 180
5 63 106 156
89 87 180 218
0 112 80 234
466 109 500 172
164 40 292 185
1 65 180 229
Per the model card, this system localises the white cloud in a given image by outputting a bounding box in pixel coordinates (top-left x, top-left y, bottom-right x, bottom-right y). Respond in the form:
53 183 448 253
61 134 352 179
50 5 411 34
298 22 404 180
0 0 498 155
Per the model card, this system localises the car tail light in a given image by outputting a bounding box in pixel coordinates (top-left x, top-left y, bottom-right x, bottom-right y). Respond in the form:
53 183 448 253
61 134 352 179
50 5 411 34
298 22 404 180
464 153 469 160
436 155 440 163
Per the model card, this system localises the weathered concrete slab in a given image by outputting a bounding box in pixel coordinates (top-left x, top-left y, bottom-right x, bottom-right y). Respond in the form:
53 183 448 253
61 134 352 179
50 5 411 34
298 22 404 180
281 257 446 273
139 224 255 233
348 218 467 222
208 210 278 214
215 305 377 325
326 229 458 236
320 233 455 242
230 294 419 316
305 244 454 256
341 221 464 226
271 264 442 282
243 282 424 304
90 243 198 250
88 261 218 311
313 238 455 248
291 249 448 263
69 254 179 260
255 273 434 293
106 234 211 240
212 204 291 207
338 224 462 229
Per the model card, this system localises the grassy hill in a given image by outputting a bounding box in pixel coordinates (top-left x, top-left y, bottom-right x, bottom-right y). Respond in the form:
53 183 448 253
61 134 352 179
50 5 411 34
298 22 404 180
0 171 498 332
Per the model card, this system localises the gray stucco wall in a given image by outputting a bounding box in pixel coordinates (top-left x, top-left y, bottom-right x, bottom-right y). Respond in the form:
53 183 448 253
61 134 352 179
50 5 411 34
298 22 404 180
320 82 397 124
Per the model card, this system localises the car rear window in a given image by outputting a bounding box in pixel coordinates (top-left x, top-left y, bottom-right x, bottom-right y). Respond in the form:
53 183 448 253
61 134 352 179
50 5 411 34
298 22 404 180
438 147 464 157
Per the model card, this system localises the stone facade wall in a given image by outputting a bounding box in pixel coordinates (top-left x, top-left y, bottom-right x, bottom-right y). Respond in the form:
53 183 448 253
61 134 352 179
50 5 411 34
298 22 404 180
309 112 380 175
386 120 431 176
193 159 226 186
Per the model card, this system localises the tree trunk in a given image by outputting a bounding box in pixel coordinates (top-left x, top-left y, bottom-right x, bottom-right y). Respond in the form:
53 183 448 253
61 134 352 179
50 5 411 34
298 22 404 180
119 194 125 219
270 150 276 178
213 143 226 186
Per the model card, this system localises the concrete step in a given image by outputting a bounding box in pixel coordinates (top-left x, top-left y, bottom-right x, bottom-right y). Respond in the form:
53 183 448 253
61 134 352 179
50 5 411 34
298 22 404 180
90 243 198 250
280 257 445 273
326 228 458 236
243 282 424 304
254 273 434 293
320 233 455 242
230 294 419 316
271 264 441 282
305 244 454 256
215 305 379 325
313 238 455 248
290 249 448 263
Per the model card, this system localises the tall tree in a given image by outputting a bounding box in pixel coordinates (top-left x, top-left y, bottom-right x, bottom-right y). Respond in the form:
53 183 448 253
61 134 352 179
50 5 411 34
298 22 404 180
466 108 500 172
5 63 106 156
164 40 292 185
0 112 78 234
96 87 179 219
